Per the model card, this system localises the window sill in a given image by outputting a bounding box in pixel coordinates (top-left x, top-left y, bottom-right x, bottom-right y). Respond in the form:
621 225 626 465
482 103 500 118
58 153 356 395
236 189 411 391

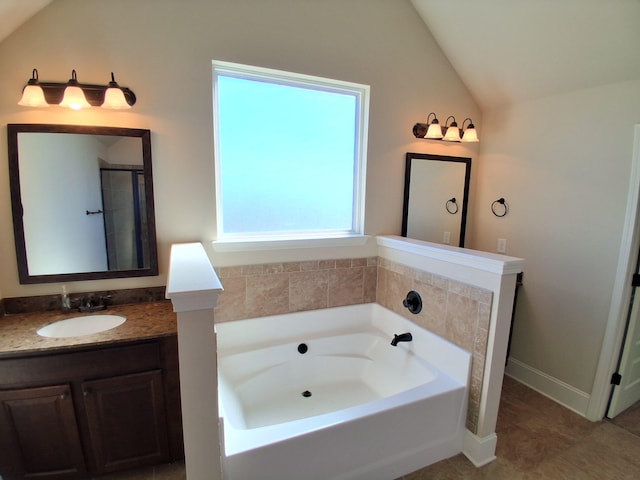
212 234 370 252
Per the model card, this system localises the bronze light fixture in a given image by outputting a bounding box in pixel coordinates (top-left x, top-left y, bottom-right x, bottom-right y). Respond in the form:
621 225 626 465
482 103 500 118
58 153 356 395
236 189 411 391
412 112 479 143
18 68 136 110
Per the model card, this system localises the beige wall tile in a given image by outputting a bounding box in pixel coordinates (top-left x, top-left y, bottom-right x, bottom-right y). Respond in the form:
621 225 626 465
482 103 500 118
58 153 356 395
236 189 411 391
290 270 329 312
376 265 388 306
445 292 478 353
215 258 377 318
328 267 364 307
284 262 301 272
363 266 378 303
246 273 290 317
213 276 247 322
336 259 352 269
383 270 414 316
217 266 243 278
319 259 337 270
263 263 284 274
351 258 367 268
242 264 264 276
300 260 319 271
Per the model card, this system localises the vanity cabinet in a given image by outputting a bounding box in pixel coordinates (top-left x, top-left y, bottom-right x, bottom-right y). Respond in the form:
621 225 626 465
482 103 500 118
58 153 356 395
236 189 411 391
0 384 87 478
0 337 183 480
82 370 169 473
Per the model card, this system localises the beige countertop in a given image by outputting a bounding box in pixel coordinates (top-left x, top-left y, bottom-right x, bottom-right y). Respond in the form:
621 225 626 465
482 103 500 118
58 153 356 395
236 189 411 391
0 301 177 357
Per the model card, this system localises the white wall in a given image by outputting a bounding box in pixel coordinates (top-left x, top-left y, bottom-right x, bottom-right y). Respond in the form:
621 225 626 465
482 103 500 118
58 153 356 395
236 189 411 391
473 80 640 403
0 0 480 296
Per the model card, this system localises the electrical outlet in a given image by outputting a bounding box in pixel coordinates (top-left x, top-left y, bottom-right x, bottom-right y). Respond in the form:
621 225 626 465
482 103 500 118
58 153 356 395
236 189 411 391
497 238 507 254
443 231 451 244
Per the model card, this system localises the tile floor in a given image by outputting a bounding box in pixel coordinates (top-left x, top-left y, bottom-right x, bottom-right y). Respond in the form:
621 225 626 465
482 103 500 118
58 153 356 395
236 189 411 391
103 375 640 479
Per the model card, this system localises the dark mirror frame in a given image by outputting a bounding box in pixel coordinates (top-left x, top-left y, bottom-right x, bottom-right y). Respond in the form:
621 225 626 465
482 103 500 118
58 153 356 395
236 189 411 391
401 152 472 247
7 124 159 284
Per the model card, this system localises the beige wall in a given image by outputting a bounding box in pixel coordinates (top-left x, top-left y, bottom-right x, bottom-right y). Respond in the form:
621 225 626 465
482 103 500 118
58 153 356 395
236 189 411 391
473 80 640 395
0 0 480 297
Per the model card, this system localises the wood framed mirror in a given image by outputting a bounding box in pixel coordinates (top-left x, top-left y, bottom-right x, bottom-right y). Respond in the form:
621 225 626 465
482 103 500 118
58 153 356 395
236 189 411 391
401 152 471 247
7 124 158 284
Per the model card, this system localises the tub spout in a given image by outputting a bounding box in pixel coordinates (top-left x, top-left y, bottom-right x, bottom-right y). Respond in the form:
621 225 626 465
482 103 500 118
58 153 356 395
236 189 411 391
391 332 413 346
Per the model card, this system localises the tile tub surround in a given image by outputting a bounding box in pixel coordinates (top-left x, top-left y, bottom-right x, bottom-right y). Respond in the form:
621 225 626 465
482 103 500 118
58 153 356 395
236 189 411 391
214 257 379 322
377 258 492 434
212 255 493 435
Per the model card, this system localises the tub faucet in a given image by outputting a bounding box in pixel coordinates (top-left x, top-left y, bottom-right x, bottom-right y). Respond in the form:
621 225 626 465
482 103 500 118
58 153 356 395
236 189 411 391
391 332 413 346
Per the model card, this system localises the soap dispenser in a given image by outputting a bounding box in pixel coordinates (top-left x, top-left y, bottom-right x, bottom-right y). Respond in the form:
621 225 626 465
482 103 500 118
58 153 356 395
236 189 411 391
61 285 71 313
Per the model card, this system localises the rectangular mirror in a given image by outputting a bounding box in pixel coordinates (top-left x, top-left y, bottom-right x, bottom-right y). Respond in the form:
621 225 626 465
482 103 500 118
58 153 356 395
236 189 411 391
401 153 471 247
7 124 158 284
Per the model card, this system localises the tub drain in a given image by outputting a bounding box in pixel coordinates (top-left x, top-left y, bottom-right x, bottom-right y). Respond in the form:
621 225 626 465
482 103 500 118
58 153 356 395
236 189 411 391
302 390 312 398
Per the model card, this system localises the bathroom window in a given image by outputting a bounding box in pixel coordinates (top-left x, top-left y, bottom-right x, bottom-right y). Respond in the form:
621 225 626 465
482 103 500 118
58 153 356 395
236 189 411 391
212 60 369 248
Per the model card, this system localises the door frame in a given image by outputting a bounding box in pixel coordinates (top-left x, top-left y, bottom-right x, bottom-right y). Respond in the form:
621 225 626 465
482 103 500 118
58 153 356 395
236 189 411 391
588 124 640 420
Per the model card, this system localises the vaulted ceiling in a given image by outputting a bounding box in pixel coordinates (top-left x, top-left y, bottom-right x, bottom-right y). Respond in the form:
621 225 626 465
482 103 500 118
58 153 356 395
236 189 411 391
0 0 51 44
411 0 640 109
2 0 639 110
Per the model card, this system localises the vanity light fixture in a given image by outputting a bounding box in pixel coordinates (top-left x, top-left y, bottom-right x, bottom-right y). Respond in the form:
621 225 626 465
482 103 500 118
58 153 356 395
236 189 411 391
443 116 461 142
101 72 131 109
412 112 479 143
424 112 443 139
18 68 136 110
17 69 49 107
461 118 479 142
59 70 91 110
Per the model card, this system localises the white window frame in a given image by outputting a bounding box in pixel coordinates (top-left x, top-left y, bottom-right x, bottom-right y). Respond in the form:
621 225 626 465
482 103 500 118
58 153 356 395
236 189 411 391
212 60 369 251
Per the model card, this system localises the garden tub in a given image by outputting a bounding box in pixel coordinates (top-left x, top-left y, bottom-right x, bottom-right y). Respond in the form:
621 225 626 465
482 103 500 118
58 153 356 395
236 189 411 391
216 302 471 480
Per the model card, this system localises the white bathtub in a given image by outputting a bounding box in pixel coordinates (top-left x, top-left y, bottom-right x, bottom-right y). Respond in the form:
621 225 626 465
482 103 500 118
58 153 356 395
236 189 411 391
215 303 471 480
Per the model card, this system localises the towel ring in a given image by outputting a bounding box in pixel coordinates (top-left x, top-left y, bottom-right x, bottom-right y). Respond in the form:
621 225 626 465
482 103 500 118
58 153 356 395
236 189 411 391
491 198 508 217
445 197 459 214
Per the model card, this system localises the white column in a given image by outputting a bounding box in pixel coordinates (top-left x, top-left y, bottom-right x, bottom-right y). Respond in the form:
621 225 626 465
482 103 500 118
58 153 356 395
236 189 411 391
166 243 224 480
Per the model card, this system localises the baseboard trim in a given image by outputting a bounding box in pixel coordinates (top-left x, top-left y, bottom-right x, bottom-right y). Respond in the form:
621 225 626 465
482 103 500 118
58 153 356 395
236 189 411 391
505 358 591 417
462 429 496 467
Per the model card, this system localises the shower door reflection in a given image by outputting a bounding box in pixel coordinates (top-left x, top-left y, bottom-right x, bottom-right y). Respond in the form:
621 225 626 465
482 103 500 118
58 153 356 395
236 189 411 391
100 169 149 270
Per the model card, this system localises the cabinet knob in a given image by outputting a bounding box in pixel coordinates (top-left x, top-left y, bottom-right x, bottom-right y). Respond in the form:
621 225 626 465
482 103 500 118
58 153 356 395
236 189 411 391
83 389 90 397
59 392 68 400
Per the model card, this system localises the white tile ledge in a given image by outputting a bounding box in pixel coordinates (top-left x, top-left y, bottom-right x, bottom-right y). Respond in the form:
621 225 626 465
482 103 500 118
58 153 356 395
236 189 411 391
376 235 524 275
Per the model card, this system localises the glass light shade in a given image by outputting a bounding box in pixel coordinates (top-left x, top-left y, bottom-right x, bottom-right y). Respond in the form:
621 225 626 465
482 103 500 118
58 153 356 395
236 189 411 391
101 87 131 109
59 86 91 110
18 85 49 107
461 127 479 142
443 125 461 142
425 122 443 139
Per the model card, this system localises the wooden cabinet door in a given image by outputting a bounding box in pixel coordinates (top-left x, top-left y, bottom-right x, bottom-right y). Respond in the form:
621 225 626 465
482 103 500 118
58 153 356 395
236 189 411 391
0 385 87 480
82 370 170 474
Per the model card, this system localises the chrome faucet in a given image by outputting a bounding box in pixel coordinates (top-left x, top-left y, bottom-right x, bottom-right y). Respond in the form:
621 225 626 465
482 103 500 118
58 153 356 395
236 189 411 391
390 332 413 346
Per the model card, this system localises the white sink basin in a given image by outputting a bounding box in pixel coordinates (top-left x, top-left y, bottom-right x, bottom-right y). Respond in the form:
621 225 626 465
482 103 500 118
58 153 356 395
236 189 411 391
37 315 126 338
